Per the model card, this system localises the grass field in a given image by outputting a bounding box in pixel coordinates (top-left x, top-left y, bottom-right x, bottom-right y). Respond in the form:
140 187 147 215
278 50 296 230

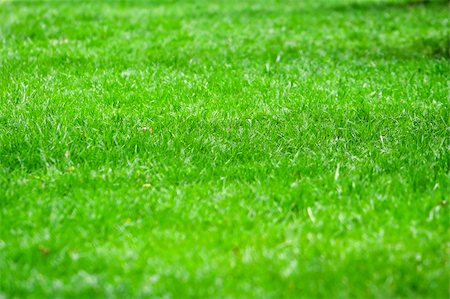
0 0 449 298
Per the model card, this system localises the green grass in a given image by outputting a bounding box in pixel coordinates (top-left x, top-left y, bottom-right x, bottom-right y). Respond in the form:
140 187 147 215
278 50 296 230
0 0 449 297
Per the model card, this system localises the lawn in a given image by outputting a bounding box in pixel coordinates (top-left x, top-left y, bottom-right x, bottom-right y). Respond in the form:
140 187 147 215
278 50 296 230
0 0 449 298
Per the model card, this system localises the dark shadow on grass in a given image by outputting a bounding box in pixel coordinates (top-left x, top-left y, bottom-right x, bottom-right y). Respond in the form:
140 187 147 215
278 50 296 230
382 37 450 60
316 36 450 61
329 0 449 12
413 37 450 59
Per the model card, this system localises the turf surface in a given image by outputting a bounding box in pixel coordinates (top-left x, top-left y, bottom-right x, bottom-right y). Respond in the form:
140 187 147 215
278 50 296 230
0 0 449 298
